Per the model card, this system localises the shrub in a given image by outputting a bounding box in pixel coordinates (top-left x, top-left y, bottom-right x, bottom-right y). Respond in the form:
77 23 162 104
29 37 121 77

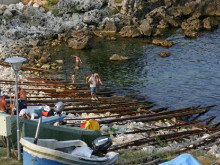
52 8 59 16
4 14 12 20
44 0 59 11
109 7 120 15
115 0 123 3
47 0 59 6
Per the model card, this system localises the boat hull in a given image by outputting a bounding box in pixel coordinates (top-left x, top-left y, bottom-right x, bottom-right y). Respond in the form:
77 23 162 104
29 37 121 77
21 138 119 165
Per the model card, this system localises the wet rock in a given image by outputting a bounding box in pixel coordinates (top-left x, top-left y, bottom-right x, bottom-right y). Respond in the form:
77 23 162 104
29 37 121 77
159 52 171 57
152 39 174 47
203 17 219 30
67 36 89 49
119 25 141 38
183 30 201 38
110 54 130 61
106 35 117 41
138 18 153 36
181 17 202 31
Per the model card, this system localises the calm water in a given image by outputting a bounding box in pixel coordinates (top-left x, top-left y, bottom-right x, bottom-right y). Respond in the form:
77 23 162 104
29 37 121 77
51 26 220 123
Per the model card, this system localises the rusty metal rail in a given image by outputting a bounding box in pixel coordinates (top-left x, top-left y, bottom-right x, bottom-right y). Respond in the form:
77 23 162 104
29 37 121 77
99 106 212 124
110 129 205 151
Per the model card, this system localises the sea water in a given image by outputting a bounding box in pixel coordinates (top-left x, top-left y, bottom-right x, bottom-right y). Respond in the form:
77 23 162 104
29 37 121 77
51 26 220 123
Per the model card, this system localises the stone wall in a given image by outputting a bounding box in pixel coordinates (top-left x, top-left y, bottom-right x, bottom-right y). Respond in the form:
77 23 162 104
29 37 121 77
0 0 21 5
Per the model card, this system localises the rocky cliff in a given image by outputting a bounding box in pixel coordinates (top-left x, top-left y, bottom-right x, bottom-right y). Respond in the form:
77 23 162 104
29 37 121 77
0 0 219 69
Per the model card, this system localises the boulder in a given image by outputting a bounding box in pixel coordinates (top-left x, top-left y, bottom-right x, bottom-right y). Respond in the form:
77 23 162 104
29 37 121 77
152 39 174 47
119 25 141 38
148 7 179 28
83 9 102 25
58 0 104 14
159 52 171 57
181 17 202 31
138 18 153 36
183 30 201 38
110 54 130 61
99 17 118 33
67 36 89 49
203 17 219 30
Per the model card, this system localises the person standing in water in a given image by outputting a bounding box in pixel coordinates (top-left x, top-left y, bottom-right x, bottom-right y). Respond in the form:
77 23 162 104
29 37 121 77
72 55 82 69
72 72 75 84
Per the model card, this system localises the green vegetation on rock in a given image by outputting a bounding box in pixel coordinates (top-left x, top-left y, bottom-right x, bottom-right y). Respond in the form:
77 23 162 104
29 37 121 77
115 0 123 3
52 8 59 16
44 0 59 11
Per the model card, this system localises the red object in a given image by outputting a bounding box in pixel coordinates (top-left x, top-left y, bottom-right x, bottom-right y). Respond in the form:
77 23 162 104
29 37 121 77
80 120 88 128
41 110 49 117
80 119 100 130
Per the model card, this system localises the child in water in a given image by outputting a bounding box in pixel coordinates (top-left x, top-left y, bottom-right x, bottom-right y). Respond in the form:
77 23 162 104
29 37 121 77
72 72 75 84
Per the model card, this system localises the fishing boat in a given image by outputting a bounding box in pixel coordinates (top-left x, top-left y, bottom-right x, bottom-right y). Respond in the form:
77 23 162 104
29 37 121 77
20 137 119 165
25 102 66 124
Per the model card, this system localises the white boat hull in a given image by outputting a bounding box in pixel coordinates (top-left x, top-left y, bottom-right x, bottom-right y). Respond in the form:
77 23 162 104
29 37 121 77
27 106 66 124
20 137 119 165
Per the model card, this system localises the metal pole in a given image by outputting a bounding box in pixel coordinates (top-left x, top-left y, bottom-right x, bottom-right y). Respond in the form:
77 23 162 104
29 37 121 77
15 71 21 160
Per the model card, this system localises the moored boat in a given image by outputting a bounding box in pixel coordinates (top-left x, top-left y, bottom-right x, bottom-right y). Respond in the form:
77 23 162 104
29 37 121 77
20 137 119 165
24 101 66 124
27 105 66 124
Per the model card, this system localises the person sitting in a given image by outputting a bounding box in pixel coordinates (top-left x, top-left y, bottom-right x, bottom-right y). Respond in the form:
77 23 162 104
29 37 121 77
0 92 12 114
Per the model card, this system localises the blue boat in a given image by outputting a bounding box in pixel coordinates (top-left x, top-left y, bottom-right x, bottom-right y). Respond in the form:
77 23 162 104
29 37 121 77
26 102 66 124
20 137 119 165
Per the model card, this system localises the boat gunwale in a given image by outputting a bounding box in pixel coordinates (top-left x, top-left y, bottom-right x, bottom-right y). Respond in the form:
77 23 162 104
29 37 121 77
20 137 118 164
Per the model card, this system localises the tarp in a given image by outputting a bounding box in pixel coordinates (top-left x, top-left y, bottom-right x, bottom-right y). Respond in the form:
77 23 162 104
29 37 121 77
1 116 101 148
160 153 202 165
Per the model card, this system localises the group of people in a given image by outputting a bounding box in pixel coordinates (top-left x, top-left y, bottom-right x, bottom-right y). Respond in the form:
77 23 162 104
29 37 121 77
71 54 103 101
72 72 103 100
0 84 30 119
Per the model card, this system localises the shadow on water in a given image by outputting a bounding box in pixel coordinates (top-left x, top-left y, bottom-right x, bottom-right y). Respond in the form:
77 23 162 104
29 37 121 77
49 26 220 123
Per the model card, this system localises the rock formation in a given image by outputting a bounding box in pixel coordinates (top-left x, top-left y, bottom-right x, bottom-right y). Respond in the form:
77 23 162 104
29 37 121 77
0 0 219 69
